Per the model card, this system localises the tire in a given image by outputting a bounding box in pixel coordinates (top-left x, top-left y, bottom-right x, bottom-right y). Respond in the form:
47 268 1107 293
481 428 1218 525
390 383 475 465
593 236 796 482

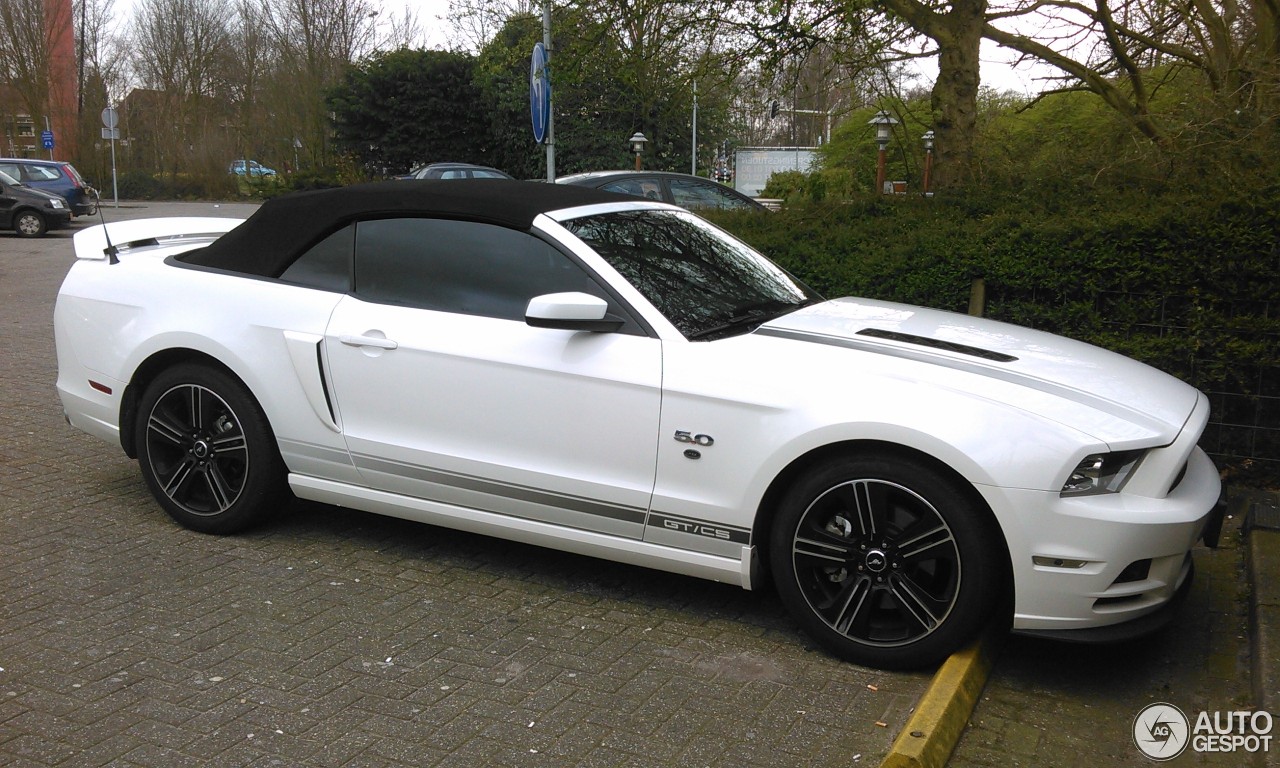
135 363 289 534
14 210 47 237
770 453 1004 669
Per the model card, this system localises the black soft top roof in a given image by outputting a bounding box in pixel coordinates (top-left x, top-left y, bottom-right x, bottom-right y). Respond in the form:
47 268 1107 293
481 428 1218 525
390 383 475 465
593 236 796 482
180 179 636 277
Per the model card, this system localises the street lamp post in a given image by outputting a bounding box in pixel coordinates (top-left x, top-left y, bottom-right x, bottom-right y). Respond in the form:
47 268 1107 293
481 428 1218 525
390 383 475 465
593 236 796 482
868 110 898 194
629 132 648 171
922 130 935 196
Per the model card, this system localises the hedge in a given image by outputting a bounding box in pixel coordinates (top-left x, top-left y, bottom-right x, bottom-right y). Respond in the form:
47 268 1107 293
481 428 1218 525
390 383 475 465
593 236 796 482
708 189 1280 485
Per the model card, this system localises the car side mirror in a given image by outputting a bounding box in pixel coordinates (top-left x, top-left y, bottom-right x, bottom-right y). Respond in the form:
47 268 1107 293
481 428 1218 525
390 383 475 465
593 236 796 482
525 292 624 333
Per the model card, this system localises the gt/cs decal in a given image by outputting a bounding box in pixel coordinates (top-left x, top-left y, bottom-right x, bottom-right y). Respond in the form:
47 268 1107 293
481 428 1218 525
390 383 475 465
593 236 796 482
648 512 751 544
663 519 732 540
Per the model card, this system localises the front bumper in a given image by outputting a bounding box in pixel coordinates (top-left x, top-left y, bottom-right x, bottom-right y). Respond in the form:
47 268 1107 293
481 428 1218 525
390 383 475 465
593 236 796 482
979 445 1221 635
1014 557 1195 643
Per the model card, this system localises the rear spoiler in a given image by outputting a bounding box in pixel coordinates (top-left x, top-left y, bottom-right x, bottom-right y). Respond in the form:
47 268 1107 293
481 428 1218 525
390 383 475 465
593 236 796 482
73 217 244 261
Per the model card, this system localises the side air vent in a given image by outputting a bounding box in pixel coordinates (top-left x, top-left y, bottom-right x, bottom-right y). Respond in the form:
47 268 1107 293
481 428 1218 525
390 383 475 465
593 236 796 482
856 328 1019 363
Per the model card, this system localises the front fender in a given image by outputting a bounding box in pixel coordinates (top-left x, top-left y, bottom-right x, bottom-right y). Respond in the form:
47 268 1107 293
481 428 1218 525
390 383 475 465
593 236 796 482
650 332 1104 539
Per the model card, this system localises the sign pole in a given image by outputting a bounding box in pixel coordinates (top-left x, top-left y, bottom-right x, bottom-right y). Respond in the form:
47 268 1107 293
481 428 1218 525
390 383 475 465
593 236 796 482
101 107 120 207
542 0 554 182
691 80 698 176
109 132 118 208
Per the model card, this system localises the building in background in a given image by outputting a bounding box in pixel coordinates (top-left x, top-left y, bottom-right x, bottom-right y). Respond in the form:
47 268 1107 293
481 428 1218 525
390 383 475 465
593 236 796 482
47 0 78 158
0 0 78 159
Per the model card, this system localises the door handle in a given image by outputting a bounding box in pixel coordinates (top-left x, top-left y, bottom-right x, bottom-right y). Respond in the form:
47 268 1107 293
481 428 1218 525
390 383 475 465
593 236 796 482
339 334 398 350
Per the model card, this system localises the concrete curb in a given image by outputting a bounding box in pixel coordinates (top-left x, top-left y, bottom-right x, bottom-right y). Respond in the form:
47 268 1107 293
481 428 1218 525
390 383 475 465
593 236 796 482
880 627 1003 768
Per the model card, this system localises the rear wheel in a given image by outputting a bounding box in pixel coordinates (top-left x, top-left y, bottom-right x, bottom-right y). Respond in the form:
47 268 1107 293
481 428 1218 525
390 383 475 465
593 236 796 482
135 364 289 533
14 210 47 237
770 453 1004 669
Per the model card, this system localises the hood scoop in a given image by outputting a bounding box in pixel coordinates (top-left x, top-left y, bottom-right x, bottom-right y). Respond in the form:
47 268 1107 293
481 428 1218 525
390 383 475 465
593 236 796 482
856 328 1019 363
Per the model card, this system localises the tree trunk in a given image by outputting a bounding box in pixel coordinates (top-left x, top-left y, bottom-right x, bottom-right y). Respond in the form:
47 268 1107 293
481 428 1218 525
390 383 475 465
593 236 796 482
931 0 984 190
876 0 987 191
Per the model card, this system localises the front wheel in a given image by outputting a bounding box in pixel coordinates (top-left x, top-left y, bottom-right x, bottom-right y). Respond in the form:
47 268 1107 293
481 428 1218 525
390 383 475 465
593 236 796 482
14 210 47 237
770 454 1005 669
135 364 289 534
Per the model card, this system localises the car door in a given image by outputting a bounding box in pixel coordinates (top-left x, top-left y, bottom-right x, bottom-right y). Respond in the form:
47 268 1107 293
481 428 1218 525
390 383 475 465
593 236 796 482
323 217 663 539
0 175 17 228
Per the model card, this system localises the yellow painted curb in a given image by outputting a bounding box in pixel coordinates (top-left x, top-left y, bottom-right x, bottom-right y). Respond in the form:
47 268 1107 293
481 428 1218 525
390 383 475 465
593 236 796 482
880 628 1003 768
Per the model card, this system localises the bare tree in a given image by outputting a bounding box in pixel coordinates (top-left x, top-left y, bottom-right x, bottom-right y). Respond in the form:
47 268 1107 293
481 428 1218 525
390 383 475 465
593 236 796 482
0 0 74 129
258 0 380 167
720 0 1280 188
78 0 129 104
75 0 130 179
130 0 235 177
983 0 1280 142
447 0 541 52
378 3 427 50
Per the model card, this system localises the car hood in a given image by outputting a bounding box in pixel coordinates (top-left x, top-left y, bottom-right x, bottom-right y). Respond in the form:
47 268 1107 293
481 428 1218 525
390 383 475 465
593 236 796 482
757 297 1200 445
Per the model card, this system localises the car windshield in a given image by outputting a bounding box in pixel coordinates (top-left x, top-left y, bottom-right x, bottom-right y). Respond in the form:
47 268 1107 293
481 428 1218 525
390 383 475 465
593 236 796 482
563 209 818 340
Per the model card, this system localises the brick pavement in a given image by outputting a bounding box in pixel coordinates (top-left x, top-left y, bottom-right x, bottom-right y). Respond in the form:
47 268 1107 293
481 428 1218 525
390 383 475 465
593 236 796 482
0 205 927 766
950 493 1267 768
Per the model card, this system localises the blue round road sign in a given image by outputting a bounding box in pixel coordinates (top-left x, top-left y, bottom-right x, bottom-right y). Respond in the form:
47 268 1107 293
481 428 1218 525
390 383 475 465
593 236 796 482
530 42 550 144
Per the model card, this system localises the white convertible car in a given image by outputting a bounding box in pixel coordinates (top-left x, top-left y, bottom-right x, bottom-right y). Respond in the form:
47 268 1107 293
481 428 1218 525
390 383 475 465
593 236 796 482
55 181 1223 669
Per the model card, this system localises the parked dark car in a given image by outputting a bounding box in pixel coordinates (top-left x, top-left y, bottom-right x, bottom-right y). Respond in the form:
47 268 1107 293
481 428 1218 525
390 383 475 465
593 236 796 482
557 171 767 212
0 158 96 217
0 169 72 237
398 163 514 181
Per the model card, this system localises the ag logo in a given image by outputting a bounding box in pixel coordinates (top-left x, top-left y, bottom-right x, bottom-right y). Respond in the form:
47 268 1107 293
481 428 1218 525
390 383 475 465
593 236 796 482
1133 703 1189 760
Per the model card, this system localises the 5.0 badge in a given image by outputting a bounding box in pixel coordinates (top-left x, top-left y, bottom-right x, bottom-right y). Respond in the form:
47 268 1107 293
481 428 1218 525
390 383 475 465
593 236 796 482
673 430 714 446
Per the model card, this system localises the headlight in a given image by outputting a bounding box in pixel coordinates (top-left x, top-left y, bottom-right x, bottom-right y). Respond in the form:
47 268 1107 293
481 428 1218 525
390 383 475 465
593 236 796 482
1061 450 1144 496
48 199 65 209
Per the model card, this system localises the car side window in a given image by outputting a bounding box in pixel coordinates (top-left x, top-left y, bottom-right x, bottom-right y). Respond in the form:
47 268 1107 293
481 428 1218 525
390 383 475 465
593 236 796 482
353 218 624 325
23 164 61 182
602 179 663 201
669 178 752 210
278 224 354 292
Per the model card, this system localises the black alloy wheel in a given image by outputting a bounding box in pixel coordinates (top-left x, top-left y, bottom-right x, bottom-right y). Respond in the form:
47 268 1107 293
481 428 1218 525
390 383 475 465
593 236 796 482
771 454 1003 669
136 364 288 533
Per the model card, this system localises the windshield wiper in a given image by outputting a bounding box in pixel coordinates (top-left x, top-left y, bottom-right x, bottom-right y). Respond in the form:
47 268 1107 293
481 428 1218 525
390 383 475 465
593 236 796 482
686 298 816 341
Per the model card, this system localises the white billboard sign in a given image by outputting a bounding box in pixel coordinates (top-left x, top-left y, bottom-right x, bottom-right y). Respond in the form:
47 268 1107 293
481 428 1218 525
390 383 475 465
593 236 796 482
734 147 818 197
